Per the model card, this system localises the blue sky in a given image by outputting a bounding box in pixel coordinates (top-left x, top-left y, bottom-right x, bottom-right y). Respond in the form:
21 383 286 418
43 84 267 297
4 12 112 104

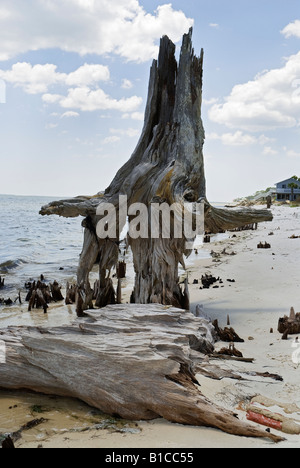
0 0 299 201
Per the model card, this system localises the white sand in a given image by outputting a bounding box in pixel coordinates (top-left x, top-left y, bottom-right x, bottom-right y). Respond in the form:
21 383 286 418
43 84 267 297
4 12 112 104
3 206 300 448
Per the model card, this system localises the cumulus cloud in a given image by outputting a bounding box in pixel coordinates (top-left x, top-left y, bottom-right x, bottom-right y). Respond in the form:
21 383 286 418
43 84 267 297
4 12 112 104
0 61 141 114
42 87 142 113
42 93 63 104
0 63 62 94
209 52 300 131
122 111 144 121
207 131 257 146
281 20 300 39
0 0 193 62
0 62 110 94
65 64 110 86
102 135 121 144
284 148 300 158
60 111 80 118
121 79 134 89
262 146 278 156
109 127 140 138
206 131 277 148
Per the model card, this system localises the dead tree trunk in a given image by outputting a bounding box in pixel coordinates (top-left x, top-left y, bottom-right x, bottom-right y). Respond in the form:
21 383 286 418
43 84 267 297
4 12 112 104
40 29 273 311
0 305 283 442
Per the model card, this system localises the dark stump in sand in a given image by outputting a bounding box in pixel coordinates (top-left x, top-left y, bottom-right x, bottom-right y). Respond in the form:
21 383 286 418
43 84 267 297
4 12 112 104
278 307 300 335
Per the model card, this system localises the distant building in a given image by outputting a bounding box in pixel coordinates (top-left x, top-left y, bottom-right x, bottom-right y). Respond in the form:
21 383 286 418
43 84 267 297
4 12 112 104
276 178 300 201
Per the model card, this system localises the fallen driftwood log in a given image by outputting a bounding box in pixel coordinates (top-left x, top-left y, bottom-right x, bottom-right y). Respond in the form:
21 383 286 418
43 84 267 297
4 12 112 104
0 305 282 442
40 29 273 313
278 307 300 335
209 354 254 363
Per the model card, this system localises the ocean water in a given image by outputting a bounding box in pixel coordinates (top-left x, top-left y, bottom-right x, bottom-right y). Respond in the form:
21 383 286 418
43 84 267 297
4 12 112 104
0 194 83 294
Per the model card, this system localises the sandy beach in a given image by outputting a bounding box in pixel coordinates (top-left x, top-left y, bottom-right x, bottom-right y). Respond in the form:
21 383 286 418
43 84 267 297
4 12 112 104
1 205 300 449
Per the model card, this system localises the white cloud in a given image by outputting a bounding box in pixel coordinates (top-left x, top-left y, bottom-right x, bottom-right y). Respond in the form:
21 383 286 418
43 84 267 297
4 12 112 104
207 131 257 146
109 127 140 138
42 93 63 104
1 61 141 114
281 20 300 39
203 97 219 106
60 111 80 118
262 146 278 156
65 64 110 86
209 52 300 131
285 148 300 158
258 134 276 145
0 7 12 20
53 87 142 113
0 63 62 94
0 1 193 63
0 62 110 94
102 135 121 144
122 79 133 89
45 122 58 130
209 23 219 28
122 111 144 121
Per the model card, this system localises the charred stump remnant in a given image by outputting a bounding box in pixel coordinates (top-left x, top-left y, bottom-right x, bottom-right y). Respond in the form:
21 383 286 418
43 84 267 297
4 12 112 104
25 280 64 313
40 29 273 312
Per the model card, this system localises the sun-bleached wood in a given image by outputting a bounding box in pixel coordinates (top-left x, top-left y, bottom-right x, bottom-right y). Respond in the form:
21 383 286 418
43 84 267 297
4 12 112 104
40 29 272 310
0 305 282 442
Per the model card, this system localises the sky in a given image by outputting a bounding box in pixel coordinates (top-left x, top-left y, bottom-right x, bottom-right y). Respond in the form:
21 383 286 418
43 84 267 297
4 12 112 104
0 0 300 202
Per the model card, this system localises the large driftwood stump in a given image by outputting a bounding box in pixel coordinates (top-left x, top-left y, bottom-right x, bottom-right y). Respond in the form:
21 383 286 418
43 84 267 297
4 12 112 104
0 305 282 442
278 307 300 335
40 29 272 312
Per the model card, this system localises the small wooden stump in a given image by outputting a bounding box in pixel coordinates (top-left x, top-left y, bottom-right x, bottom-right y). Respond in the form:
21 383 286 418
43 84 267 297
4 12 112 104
213 319 244 343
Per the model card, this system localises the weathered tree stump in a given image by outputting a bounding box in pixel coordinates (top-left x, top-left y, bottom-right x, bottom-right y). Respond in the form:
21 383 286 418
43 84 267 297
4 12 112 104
257 242 271 249
116 261 127 279
40 29 273 312
278 307 300 335
25 280 64 312
213 319 244 343
65 282 77 305
0 305 282 442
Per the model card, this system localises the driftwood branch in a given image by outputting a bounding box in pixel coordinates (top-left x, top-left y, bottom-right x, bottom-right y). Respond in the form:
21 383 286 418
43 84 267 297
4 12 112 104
0 305 282 442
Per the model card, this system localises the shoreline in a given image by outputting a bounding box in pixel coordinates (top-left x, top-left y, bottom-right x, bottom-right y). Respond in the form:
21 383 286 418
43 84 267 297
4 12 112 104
1 205 300 448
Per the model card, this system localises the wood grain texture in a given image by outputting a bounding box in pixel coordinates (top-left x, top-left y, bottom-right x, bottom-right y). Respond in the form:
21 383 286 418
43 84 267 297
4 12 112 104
0 305 282 442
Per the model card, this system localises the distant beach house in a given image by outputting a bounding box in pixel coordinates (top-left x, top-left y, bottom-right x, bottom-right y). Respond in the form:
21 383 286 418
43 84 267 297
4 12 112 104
276 177 300 201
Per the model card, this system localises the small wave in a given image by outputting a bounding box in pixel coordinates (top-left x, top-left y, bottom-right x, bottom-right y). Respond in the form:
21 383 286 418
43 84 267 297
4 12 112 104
0 259 28 273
